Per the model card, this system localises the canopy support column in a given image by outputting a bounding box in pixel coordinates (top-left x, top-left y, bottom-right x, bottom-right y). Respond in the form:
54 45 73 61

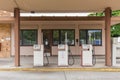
14 8 20 67
105 7 112 66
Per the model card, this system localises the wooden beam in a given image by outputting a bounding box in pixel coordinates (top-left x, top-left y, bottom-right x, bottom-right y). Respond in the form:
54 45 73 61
105 7 112 66
111 16 120 21
20 16 104 21
0 17 14 23
14 8 20 67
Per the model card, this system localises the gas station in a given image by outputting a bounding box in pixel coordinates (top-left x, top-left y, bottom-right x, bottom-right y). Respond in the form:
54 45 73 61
1 0 120 68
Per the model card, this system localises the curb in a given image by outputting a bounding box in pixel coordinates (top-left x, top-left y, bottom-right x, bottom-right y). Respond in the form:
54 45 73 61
0 68 120 72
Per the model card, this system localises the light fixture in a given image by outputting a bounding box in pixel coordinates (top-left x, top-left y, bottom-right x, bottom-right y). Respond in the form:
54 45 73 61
31 11 35 14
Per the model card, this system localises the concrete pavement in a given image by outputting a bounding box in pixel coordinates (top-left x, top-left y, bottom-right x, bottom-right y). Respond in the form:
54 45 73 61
0 56 106 68
0 71 120 80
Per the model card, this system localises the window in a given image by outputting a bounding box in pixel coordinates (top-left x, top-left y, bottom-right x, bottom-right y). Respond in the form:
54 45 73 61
53 29 75 46
79 29 102 46
53 30 59 45
20 29 38 46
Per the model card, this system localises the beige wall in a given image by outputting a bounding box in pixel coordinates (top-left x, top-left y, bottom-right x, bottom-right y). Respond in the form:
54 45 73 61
0 24 11 58
11 25 41 56
11 21 105 56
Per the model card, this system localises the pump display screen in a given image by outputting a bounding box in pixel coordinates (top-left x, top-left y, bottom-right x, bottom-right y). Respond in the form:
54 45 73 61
82 44 89 49
118 37 120 43
58 44 65 49
33 44 40 49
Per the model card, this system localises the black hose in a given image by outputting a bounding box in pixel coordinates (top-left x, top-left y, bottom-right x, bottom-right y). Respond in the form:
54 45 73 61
68 52 75 66
68 47 75 66
92 46 96 65
93 55 96 65
44 53 49 66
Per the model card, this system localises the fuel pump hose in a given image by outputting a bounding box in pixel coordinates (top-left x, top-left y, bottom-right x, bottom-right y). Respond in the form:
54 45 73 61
68 46 75 66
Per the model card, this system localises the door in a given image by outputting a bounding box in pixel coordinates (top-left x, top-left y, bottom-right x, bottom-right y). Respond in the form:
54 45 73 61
42 30 52 55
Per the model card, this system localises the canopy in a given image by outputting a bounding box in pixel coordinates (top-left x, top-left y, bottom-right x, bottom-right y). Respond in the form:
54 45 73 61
0 0 120 13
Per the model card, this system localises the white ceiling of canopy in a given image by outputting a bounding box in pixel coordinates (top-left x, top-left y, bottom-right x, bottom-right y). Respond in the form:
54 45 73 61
0 0 120 13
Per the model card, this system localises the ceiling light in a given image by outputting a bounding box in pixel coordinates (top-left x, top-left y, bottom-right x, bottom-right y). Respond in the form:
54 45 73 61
31 11 35 14
3 11 7 13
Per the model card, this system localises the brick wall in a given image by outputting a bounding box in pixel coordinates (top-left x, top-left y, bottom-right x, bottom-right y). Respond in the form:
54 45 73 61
0 24 11 58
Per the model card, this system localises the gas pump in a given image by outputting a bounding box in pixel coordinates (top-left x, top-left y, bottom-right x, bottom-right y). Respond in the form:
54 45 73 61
112 37 120 66
58 32 75 66
58 44 68 66
33 44 44 66
58 32 68 66
81 44 95 66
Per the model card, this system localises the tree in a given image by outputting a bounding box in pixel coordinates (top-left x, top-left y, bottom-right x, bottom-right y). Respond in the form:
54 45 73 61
111 24 120 37
89 10 120 37
88 12 104 16
89 10 120 16
112 10 120 16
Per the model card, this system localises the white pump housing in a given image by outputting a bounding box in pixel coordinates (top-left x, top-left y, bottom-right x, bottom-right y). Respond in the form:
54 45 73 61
33 44 44 66
81 44 93 66
58 44 68 66
112 37 120 66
